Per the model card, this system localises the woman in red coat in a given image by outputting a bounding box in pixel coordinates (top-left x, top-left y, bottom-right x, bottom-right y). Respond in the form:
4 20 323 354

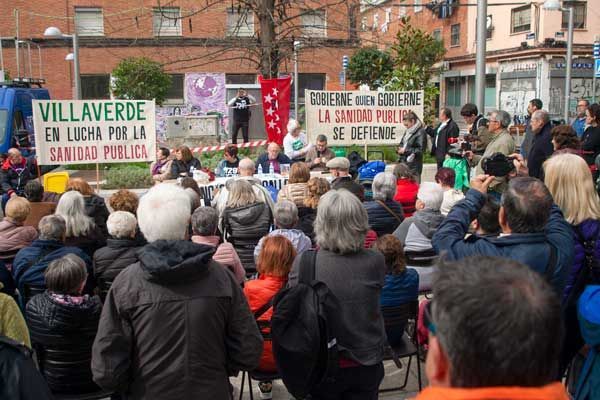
393 163 420 217
243 235 296 399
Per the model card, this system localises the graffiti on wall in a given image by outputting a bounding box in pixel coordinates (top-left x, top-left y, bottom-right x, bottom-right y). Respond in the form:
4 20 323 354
155 105 202 142
549 78 600 117
500 91 536 120
184 73 229 134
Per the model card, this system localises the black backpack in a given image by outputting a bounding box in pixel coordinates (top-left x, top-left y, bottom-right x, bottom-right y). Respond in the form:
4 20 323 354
348 151 366 179
271 250 341 399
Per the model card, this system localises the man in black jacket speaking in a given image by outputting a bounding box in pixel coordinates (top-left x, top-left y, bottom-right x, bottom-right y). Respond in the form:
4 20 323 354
430 107 460 169
228 88 256 144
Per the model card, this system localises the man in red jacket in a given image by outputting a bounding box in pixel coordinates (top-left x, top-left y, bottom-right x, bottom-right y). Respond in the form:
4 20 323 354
415 256 568 400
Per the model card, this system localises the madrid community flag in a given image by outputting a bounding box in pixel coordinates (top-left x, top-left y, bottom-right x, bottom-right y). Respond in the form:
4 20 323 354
258 75 291 145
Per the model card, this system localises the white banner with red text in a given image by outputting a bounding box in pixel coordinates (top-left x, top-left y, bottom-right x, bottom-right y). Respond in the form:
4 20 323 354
32 99 156 165
305 90 424 146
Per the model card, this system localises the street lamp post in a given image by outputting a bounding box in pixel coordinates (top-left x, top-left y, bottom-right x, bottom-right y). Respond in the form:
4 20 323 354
543 0 573 122
44 27 81 100
293 40 301 120
475 0 488 114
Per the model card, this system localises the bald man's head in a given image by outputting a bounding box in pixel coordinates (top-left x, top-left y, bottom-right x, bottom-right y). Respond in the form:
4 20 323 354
267 142 280 160
238 158 256 176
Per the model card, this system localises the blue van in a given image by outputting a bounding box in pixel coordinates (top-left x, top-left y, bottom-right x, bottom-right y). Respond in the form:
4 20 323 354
0 82 51 156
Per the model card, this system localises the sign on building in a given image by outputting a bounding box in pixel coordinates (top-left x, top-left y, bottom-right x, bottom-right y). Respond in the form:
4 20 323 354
305 90 424 146
32 100 156 165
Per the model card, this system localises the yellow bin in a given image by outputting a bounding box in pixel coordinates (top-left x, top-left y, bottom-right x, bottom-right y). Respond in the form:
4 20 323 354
43 171 70 194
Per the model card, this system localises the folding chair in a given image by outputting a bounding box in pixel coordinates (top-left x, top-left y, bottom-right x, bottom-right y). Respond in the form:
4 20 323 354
405 249 438 297
379 300 422 393
238 307 281 400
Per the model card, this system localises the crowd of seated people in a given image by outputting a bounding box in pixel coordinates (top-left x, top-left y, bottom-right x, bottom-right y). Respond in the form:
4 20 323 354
7 107 600 399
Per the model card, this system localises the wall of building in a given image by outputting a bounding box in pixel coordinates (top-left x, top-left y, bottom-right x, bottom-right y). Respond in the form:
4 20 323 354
360 0 468 58
0 0 359 99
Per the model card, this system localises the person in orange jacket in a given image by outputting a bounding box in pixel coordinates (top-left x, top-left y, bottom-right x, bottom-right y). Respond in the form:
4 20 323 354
244 235 296 399
413 256 569 400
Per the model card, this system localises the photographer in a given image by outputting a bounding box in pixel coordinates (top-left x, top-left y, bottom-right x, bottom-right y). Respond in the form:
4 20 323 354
460 103 491 154
465 110 515 199
432 174 573 295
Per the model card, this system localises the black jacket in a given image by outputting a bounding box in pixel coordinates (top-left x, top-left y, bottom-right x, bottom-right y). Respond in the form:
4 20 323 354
0 335 53 400
26 292 102 394
0 157 37 196
93 238 142 300
256 152 292 174
399 125 426 174
582 125 600 165
84 194 110 236
528 122 554 179
430 119 460 162
332 176 365 201
296 206 317 244
364 199 405 237
64 224 107 258
91 240 263 400
171 158 202 178
223 202 272 272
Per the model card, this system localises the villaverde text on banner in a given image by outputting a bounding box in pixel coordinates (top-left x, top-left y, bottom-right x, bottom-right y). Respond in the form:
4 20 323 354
305 90 424 146
32 100 156 165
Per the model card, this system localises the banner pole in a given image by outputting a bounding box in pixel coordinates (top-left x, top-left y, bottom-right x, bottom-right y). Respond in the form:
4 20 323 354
364 143 368 161
95 163 100 194
36 161 42 184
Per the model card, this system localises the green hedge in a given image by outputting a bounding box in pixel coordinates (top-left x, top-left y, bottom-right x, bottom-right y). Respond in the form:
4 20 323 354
103 166 153 189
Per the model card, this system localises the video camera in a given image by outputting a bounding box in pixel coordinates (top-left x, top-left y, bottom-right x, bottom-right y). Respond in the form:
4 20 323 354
481 152 516 177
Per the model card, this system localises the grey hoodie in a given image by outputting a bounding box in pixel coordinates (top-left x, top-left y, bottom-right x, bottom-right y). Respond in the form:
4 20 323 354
393 209 445 252
253 228 312 260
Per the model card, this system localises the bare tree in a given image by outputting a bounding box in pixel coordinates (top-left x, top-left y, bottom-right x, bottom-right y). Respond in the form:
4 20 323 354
156 0 359 77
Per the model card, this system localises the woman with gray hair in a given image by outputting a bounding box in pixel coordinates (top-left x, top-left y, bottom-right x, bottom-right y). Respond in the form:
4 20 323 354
25 253 102 394
222 179 272 274
55 191 106 257
393 182 445 252
191 207 245 284
253 200 312 260
93 211 143 300
289 189 387 397
364 172 405 237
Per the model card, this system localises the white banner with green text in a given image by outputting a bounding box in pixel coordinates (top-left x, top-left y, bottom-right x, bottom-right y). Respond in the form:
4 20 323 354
305 90 424 146
32 99 156 165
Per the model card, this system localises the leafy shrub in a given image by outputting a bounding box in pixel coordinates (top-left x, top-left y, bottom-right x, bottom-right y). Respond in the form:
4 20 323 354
103 166 153 189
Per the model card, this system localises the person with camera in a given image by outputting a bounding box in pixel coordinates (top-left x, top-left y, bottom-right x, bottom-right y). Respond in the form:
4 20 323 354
460 103 491 155
397 111 426 181
228 88 256 144
527 110 554 179
432 172 573 295
464 110 515 199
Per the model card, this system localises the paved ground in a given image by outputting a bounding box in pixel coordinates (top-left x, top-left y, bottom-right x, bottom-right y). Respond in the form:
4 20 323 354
230 357 426 399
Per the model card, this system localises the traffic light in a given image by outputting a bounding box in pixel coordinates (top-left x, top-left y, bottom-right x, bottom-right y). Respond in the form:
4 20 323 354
342 55 349 70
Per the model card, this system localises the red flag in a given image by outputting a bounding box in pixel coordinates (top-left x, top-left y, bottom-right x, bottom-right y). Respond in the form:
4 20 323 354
258 75 291 145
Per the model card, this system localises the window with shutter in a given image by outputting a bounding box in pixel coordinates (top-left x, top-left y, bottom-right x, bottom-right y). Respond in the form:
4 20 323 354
226 8 254 37
301 10 327 38
75 8 104 36
153 7 182 37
